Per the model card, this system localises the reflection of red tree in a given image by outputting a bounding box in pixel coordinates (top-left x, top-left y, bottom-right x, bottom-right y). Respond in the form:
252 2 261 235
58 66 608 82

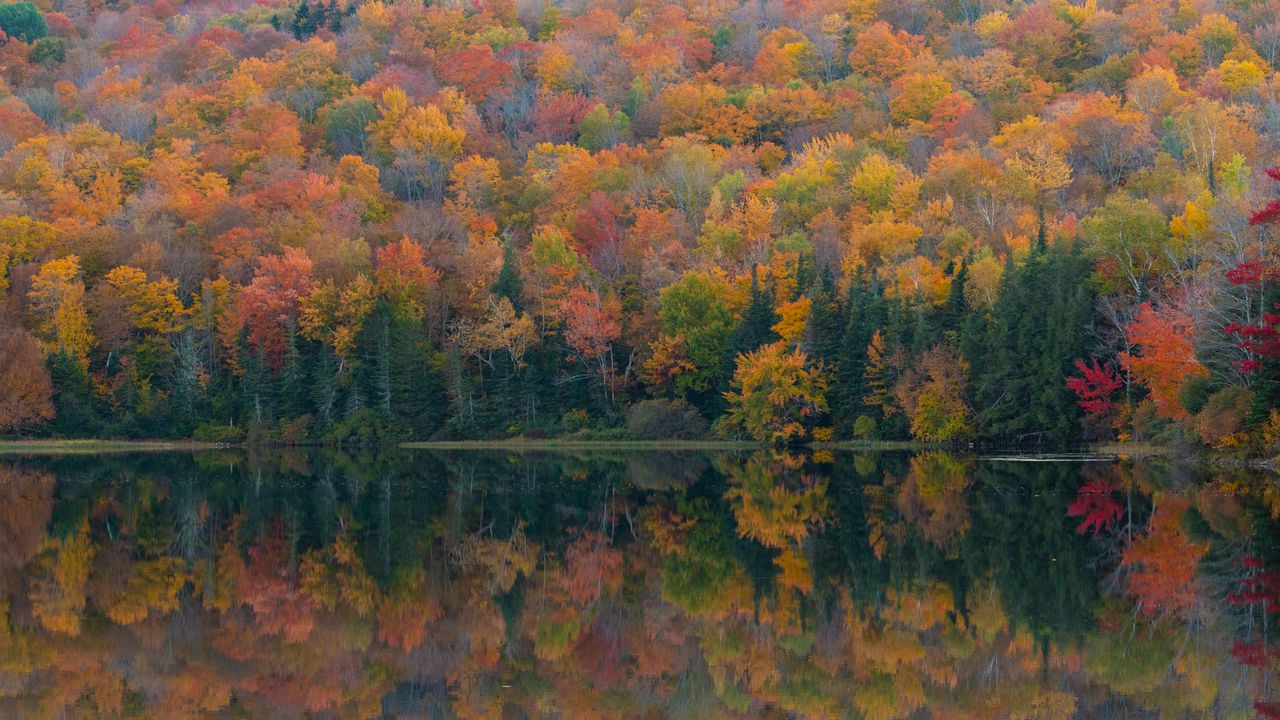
240 520 315 642
1067 479 1124 536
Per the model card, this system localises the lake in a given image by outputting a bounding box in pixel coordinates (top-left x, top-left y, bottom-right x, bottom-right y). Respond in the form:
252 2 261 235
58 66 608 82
0 448 1275 718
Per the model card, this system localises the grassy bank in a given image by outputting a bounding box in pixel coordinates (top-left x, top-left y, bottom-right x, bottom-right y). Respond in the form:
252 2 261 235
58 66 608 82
398 439 766 451
0 439 228 454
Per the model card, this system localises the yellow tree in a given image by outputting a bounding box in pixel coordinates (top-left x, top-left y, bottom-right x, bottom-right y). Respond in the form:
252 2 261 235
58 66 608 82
102 266 188 334
300 275 377 368
893 345 974 441
1003 142 1072 245
28 256 94 368
721 341 829 443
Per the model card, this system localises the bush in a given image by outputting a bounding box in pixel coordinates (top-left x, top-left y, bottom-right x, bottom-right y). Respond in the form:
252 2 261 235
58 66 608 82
852 414 878 440
193 422 245 443
1194 386 1250 449
325 409 407 445
626 399 709 439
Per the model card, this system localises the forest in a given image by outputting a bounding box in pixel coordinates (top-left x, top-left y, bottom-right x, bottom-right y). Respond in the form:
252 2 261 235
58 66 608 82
0 0 1277 451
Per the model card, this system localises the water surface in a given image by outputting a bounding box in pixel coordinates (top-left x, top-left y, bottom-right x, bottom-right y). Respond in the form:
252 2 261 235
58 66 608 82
0 449 1275 718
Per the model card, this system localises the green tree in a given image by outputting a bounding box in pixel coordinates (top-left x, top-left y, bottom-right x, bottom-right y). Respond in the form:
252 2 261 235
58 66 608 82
0 2 46 43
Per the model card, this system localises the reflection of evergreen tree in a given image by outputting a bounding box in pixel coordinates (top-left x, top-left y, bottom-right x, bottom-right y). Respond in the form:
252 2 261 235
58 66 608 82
812 454 891 609
961 461 1097 644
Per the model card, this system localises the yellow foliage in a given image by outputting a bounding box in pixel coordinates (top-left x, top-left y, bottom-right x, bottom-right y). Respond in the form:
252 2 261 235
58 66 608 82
772 297 810 346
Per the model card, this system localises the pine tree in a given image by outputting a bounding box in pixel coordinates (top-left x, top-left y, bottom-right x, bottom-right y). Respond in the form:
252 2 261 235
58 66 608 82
806 268 843 366
975 245 1092 444
47 349 100 436
327 0 342 32
831 269 886 433
493 237 524 311
729 267 779 359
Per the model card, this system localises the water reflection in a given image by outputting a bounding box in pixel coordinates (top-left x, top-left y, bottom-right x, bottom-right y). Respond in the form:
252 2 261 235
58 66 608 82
0 449 1275 718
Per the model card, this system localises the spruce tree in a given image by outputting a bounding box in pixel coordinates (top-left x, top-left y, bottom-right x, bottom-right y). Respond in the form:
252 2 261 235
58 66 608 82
493 237 524 311
730 267 779 358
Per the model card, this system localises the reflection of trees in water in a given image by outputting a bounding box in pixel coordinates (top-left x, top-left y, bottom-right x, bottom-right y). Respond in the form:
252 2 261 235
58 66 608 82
0 451 1275 718
0 464 54 574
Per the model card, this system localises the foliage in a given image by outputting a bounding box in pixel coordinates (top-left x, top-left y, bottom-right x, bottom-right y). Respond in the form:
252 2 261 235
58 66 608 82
720 342 829 444
0 0 1271 454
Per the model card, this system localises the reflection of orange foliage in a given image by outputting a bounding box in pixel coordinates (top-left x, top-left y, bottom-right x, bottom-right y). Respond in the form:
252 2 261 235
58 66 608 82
1121 496 1208 618
239 522 315 642
376 569 443 652
0 465 54 573
562 531 623 606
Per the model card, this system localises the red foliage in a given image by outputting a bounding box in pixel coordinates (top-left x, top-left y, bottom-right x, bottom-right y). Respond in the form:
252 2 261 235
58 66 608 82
236 248 316 371
1067 479 1124 535
1066 357 1123 418
531 92 594 144
239 521 315 642
575 192 627 273
438 46 512 102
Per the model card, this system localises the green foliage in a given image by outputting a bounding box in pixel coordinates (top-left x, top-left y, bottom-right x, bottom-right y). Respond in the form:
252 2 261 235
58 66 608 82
0 2 46 42
27 36 62 64
625 399 709 439
192 422 246 443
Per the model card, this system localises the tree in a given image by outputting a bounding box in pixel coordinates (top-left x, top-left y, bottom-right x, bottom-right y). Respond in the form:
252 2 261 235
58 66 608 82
720 341 828 444
560 286 622 403
236 248 316 372
1066 358 1123 419
1121 496 1207 619
1080 194 1173 300
27 256 93 369
893 345 974 441
0 2 46 43
369 89 466 201
0 326 53 433
1119 303 1208 420
652 270 735 400
1004 142 1072 247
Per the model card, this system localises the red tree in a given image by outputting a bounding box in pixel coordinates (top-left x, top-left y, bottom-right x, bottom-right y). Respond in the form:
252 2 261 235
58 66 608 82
1066 357 1123 418
236 248 316 371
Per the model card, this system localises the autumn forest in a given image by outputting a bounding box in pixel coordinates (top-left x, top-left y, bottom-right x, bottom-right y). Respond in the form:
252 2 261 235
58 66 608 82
0 0 1278 450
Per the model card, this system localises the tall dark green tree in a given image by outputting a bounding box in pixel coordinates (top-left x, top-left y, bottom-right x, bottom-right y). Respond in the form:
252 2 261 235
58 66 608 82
974 244 1093 444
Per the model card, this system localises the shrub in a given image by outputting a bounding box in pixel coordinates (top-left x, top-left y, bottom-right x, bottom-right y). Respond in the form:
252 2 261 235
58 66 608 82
1194 386 1249 449
626 399 709 439
852 414 878 440
325 409 406 445
193 422 245 443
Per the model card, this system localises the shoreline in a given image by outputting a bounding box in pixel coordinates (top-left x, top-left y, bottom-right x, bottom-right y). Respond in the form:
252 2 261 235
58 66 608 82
0 439 1267 470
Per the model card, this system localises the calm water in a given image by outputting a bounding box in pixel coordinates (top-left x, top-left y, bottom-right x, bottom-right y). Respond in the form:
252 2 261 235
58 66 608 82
0 449 1276 718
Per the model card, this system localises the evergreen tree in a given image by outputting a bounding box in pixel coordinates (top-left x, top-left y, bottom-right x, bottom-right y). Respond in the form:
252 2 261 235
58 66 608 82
830 268 886 433
47 349 100 436
493 237 524 311
806 268 843 366
327 0 342 32
729 267 779 358
291 1 314 39
974 245 1093 444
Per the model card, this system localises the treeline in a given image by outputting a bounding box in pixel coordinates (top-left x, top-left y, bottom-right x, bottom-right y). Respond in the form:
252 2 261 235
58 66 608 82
0 0 1278 449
